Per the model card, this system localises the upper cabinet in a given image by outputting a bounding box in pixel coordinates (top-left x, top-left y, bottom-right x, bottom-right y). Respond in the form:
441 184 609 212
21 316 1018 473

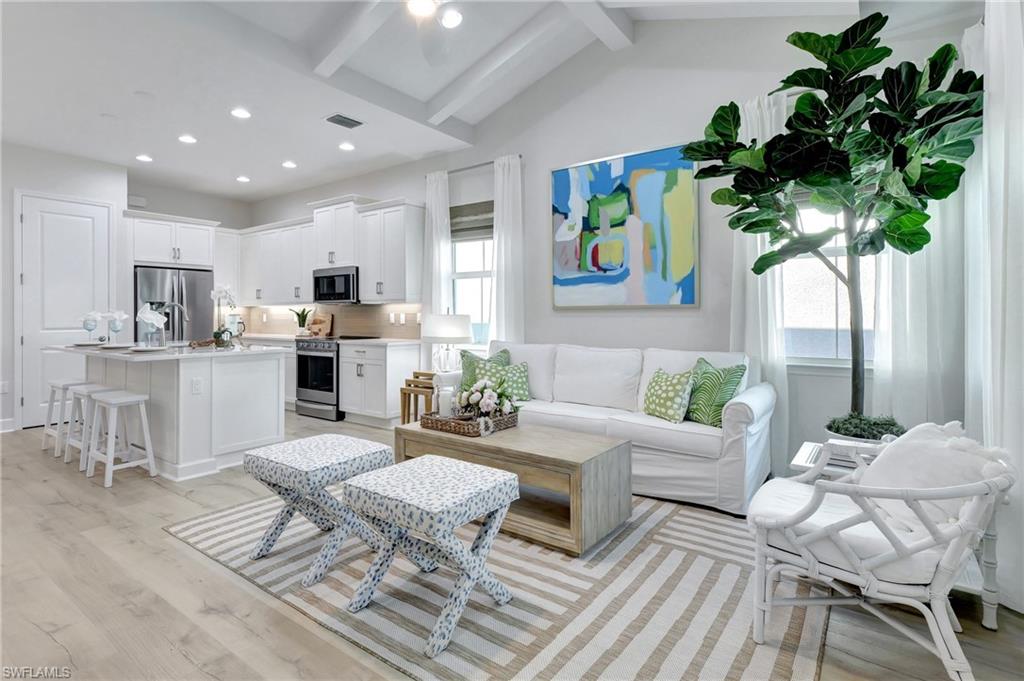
128 210 218 268
308 195 375 269
238 220 314 306
356 200 424 304
213 229 240 296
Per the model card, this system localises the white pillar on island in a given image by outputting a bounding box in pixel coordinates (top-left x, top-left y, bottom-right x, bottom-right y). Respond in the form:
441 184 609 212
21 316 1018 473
51 345 287 480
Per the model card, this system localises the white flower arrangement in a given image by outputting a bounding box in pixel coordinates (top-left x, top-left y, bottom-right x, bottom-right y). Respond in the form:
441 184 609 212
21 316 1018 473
455 379 517 419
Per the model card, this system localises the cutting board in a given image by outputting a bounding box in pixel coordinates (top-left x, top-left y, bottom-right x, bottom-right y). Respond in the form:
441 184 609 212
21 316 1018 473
308 313 333 337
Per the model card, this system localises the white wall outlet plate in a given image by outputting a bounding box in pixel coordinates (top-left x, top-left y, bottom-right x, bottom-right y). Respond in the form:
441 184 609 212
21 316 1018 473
261 312 268 323
190 377 203 395
416 312 422 324
399 312 406 325
0 381 8 394
389 312 396 324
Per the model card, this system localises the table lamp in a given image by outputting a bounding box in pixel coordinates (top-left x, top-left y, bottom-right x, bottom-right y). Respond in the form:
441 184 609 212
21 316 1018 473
421 313 473 372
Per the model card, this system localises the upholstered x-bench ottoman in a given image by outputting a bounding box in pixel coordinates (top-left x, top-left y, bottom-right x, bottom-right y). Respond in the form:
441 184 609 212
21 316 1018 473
243 434 394 587
343 454 519 657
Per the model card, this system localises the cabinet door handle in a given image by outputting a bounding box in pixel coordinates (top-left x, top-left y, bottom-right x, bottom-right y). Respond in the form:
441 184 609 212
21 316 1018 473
328 250 335 264
356 363 363 377
256 288 261 300
177 247 181 260
294 286 300 298
355 349 366 354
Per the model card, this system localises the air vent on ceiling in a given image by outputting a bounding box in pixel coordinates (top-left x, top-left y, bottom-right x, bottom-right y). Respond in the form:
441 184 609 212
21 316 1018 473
326 113 363 129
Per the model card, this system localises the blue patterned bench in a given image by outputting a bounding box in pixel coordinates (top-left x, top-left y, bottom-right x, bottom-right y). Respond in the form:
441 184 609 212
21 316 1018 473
343 454 519 657
243 434 394 587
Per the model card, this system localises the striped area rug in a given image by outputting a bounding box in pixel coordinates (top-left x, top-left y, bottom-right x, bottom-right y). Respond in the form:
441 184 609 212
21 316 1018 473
166 492 827 681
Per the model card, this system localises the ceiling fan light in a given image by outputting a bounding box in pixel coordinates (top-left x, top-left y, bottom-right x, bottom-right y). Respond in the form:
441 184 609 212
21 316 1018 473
440 7 462 28
407 0 436 18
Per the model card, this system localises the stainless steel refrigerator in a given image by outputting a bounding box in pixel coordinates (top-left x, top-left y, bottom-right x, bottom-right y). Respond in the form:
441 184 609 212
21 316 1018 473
134 266 215 342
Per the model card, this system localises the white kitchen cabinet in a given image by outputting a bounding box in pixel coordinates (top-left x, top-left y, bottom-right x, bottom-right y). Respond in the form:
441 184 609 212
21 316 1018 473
299 223 317 300
338 341 419 427
129 211 218 267
308 195 375 269
238 223 313 306
242 335 297 409
213 229 240 296
355 200 424 303
239 233 262 305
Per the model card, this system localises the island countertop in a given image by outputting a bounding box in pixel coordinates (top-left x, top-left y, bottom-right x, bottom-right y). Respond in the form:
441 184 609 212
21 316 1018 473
45 344 290 363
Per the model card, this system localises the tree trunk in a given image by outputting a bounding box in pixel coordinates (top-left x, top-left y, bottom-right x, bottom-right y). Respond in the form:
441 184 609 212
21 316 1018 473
843 207 865 414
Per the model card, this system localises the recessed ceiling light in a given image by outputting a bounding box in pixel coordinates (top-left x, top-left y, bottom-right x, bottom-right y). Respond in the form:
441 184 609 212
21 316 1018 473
230 107 251 119
440 7 462 28
282 160 297 169
339 141 355 152
407 0 436 18
136 154 153 163
178 134 197 144
236 175 251 183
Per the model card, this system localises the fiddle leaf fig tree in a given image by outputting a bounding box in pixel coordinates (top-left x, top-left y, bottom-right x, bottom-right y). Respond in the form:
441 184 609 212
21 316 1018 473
683 12 982 431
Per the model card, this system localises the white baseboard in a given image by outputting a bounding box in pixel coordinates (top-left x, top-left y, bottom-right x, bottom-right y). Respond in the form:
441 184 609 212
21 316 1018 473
0 418 15 433
343 413 398 430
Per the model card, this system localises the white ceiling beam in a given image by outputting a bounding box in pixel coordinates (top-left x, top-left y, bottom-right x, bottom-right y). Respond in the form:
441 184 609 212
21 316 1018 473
564 1 633 51
311 1 399 78
426 3 569 126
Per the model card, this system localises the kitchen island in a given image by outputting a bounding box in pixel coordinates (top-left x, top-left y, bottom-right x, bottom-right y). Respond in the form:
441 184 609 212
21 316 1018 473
48 344 289 480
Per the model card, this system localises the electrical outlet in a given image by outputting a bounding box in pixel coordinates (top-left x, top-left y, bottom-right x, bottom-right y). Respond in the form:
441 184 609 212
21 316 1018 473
0 381 8 394
190 377 203 395
416 312 422 324
261 312 268 323
399 312 407 325
388 312 396 324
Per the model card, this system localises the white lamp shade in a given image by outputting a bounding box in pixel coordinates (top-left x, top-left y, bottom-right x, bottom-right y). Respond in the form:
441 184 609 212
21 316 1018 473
421 313 473 343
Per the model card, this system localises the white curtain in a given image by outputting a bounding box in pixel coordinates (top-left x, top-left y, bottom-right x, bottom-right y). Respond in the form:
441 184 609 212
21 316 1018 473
961 8 1024 612
730 94 790 476
872 185 965 426
491 154 525 343
422 171 453 366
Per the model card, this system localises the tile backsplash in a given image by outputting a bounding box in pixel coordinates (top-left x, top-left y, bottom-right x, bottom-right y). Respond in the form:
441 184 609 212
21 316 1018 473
243 303 422 339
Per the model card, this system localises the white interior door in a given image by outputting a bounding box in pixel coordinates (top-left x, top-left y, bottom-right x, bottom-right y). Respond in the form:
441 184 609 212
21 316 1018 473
20 195 111 427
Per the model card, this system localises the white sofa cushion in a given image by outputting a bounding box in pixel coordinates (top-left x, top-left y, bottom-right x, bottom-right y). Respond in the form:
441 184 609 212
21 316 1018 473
748 478 946 584
639 348 749 400
552 344 643 411
606 412 723 459
516 400 630 435
489 341 557 401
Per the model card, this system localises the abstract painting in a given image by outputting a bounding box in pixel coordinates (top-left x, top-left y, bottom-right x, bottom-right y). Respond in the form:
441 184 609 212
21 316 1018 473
552 145 698 307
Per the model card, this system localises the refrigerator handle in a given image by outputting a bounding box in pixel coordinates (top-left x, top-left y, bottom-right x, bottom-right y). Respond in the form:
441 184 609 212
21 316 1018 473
180 274 188 341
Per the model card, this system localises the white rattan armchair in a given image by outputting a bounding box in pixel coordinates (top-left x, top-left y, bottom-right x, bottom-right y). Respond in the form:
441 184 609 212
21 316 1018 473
747 422 1016 681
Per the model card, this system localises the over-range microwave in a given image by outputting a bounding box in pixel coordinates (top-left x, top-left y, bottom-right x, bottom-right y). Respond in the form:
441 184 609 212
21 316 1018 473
313 266 359 303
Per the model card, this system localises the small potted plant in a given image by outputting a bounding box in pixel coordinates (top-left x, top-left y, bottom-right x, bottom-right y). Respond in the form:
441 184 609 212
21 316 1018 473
290 307 312 334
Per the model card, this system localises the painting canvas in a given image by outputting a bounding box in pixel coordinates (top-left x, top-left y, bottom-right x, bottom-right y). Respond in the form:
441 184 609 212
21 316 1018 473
552 145 698 307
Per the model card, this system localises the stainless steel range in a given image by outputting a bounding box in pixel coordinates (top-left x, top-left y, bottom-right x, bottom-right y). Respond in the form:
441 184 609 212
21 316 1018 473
294 336 377 421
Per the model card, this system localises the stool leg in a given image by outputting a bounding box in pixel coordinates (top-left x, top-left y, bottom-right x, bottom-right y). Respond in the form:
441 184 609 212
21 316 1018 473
103 406 118 488
86 403 103 478
425 571 475 658
138 403 157 477
64 396 81 464
42 387 56 450
79 398 94 472
118 412 130 462
53 387 70 458
348 524 403 613
303 511 359 588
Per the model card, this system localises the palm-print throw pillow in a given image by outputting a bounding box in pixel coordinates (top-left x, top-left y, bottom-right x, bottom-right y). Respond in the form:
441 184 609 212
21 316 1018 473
643 368 694 423
460 348 510 391
686 358 747 427
477 361 531 401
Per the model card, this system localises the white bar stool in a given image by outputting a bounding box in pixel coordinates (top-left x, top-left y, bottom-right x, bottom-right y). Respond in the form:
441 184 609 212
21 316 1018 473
86 390 157 488
64 383 119 470
41 378 89 456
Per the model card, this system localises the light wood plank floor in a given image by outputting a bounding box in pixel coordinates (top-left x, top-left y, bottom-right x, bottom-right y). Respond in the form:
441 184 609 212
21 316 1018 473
3 413 1021 680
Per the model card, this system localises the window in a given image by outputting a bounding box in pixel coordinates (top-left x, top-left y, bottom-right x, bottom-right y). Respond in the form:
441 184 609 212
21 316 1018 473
452 237 493 346
781 207 877 361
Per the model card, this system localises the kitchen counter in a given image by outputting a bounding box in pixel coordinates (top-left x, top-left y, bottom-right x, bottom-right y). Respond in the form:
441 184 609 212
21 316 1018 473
241 333 297 342
46 344 290 362
335 337 420 346
48 343 286 481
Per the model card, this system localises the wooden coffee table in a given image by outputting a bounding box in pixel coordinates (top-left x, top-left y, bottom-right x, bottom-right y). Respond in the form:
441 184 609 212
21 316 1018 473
393 422 631 556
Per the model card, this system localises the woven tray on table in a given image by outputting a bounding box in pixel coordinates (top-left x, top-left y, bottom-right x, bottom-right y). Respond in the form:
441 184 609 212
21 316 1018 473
419 411 518 437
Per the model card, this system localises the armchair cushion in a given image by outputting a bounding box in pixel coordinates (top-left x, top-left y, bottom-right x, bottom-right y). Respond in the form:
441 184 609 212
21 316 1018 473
859 421 1007 525
749 477 947 584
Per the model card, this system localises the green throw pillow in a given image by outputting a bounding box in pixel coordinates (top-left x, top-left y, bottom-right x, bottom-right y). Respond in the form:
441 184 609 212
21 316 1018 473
478 361 531 401
686 358 747 427
460 348 510 390
643 368 693 423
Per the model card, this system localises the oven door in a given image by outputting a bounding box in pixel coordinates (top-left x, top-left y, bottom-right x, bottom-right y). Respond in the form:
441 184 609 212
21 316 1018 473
313 267 358 303
296 350 337 404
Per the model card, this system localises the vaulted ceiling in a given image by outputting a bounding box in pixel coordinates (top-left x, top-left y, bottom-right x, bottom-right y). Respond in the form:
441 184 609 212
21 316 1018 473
3 1 973 201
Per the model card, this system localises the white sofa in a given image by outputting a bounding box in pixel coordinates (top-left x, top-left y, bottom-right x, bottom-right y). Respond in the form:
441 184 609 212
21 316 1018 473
439 341 776 514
